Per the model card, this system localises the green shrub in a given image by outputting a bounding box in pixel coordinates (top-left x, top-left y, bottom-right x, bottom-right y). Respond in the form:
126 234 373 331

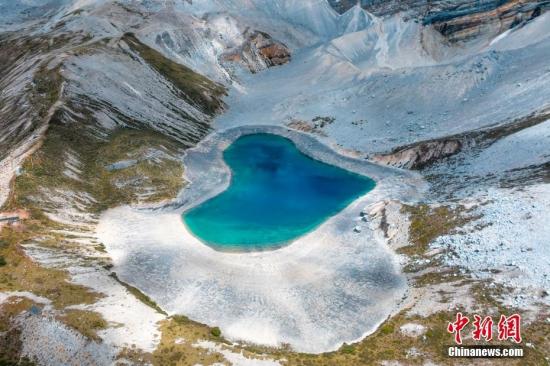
210 327 221 337
172 315 191 324
340 343 355 354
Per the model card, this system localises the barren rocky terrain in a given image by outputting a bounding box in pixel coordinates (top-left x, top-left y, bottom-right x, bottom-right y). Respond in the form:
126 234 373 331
0 1 548 365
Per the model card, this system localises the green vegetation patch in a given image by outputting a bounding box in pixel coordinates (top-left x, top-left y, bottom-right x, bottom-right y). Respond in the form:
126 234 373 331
210 327 221 337
109 272 167 315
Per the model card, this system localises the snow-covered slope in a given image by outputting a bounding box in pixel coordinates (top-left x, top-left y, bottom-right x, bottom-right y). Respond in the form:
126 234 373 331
1 0 549 362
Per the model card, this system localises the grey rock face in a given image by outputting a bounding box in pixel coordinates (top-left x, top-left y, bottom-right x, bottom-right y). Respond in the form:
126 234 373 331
328 0 548 42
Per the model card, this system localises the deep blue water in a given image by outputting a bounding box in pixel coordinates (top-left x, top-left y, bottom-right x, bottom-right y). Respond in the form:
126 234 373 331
183 134 375 250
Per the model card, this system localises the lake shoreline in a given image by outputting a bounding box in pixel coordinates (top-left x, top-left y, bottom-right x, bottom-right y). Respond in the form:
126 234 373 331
182 133 377 250
97 125 428 353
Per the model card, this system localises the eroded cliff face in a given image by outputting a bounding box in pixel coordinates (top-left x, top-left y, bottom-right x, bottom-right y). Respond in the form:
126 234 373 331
222 30 291 73
370 109 550 170
329 0 547 42
371 139 462 170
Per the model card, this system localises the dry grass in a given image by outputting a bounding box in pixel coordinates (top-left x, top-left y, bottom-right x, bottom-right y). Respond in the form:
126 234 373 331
117 315 231 366
0 227 101 309
399 204 475 257
1 120 187 351
57 309 108 342
8 123 187 213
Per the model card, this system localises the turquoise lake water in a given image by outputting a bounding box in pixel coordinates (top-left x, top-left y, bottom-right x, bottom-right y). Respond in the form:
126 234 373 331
183 134 376 250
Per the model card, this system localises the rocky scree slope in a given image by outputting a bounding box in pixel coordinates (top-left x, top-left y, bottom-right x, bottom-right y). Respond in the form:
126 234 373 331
0 0 549 364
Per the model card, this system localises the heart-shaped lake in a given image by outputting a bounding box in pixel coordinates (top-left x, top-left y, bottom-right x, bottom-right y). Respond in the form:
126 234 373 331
183 133 375 250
